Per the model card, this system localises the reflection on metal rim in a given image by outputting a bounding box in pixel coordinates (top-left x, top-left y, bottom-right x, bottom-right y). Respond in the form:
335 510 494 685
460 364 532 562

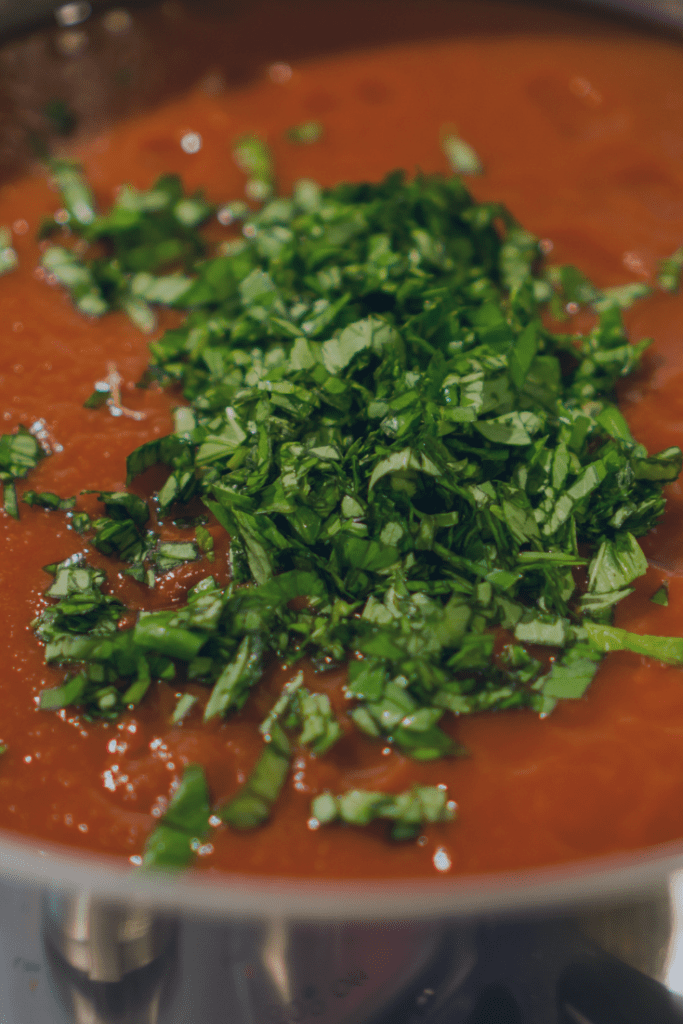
0 826 681 921
596 0 683 28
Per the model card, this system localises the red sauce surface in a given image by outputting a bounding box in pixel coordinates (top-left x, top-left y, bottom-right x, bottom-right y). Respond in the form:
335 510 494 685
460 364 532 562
2 0 683 879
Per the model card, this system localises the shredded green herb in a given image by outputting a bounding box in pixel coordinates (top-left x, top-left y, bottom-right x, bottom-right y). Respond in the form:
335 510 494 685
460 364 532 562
658 245 683 293
30 157 683 854
650 582 669 607
22 491 76 512
220 724 291 829
232 134 276 203
40 162 212 327
312 785 456 840
286 121 324 145
84 385 110 409
142 763 211 869
171 692 197 724
584 622 683 664
441 131 483 176
0 428 44 518
0 226 18 277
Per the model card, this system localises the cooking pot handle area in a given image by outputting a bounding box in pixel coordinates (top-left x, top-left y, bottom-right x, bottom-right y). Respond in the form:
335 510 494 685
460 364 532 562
557 956 683 1024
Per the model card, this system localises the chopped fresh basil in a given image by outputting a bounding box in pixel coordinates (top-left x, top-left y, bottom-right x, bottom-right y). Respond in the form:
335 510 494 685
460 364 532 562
30 558 170 720
312 784 456 840
204 634 263 721
581 531 648 618
286 121 324 145
260 672 343 755
592 282 652 312
142 763 211 869
658 245 683 293
631 446 682 482
47 159 97 227
3 481 17 520
33 159 683 853
22 491 76 511
39 672 88 710
55 491 205 581
163 762 211 834
232 134 275 202
0 227 18 276
259 670 304 738
585 622 683 664
195 524 215 562
134 613 207 661
70 511 91 534
140 824 197 870
171 692 197 724
535 642 602 704
83 386 109 409
41 246 108 317
41 166 213 327
153 541 200 575
219 725 291 829
0 428 44 518
295 690 343 755
441 132 483 175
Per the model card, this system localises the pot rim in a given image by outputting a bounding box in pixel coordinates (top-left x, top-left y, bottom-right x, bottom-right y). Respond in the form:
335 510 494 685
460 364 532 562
1 828 680 921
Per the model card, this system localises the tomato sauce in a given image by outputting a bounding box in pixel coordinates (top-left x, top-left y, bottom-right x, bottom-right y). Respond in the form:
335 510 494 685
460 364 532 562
2 0 683 879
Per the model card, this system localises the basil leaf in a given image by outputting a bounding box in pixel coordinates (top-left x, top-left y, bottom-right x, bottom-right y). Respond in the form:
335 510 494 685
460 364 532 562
536 643 601 700
219 725 291 829
48 158 97 227
441 133 483 175
141 763 211 870
162 763 211 834
259 670 304 738
23 491 76 511
171 692 197 724
0 226 18 276
286 121 324 145
232 134 275 202
39 672 88 710
134 613 207 660
312 784 456 840
658 245 683 293
296 689 343 755
585 622 683 665
204 634 263 721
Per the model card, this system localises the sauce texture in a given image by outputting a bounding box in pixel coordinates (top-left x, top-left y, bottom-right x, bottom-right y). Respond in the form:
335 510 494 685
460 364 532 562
2 0 683 879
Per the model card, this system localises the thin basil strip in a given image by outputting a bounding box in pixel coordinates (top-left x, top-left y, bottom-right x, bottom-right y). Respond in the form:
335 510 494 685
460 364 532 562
312 784 456 841
142 763 211 869
585 622 683 665
219 725 291 829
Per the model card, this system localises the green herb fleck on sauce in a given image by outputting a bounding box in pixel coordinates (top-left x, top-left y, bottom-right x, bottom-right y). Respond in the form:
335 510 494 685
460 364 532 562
286 121 324 145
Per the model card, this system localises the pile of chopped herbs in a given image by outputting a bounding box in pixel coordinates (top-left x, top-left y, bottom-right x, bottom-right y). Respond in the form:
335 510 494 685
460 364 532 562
17 158 683 866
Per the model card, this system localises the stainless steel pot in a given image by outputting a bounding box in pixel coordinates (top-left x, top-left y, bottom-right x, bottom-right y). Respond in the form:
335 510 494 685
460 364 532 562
2 2 683 1021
